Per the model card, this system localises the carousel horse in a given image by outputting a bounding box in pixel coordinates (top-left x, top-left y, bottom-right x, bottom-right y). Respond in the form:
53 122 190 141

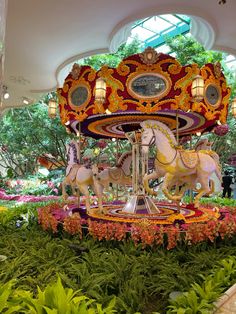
63 139 81 195
195 139 213 151
141 120 221 207
92 151 132 196
62 139 104 214
62 165 103 214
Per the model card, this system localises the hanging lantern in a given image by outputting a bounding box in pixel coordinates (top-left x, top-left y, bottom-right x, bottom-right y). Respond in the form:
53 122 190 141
191 75 204 102
48 99 57 118
95 78 106 103
232 97 236 118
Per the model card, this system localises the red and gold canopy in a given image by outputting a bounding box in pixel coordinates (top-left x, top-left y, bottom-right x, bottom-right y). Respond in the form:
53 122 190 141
58 47 231 139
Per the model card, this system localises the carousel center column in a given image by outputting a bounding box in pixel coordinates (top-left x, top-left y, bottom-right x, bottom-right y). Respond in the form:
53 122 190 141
122 130 160 214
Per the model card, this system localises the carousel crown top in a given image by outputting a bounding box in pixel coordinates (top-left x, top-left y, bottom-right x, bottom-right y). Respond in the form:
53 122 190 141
58 47 231 139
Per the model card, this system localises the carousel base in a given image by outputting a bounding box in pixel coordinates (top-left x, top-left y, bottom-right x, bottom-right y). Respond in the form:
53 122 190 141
68 200 220 225
122 194 161 214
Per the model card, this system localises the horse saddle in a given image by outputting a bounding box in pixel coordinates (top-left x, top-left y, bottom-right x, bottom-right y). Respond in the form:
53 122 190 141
108 167 122 181
179 150 198 169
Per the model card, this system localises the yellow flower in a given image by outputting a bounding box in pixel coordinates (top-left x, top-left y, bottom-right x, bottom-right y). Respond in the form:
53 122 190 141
0 206 8 212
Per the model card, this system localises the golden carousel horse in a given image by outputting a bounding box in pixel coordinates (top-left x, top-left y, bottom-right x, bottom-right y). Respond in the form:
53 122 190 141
141 120 222 207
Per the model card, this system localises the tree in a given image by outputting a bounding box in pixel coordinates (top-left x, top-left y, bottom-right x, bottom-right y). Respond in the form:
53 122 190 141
165 35 223 66
0 103 68 177
0 39 142 177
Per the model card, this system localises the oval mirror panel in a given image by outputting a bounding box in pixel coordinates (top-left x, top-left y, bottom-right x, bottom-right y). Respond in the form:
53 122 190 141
71 86 88 107
205 84 220 106
130 74 166 97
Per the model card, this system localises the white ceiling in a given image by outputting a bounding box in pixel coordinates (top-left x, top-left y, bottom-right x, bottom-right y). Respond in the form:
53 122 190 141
2 0 236 110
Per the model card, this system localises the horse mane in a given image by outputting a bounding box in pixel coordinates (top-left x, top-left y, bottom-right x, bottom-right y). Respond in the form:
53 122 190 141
116 151 132 167
141 120 177 146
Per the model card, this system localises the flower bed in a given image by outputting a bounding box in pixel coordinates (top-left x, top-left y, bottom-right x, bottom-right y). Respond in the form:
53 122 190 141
0 188 60 202
37 202 236 250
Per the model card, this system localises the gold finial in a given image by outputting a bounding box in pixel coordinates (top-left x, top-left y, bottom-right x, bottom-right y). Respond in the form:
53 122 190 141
70 63 81 80
214 61 222 78
139 47 160 65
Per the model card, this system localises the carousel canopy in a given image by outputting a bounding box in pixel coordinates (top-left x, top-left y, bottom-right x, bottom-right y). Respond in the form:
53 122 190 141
58 47 231 139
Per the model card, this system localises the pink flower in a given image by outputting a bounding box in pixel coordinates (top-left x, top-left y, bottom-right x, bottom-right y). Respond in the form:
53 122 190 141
53 188 58 195
47 181 55 188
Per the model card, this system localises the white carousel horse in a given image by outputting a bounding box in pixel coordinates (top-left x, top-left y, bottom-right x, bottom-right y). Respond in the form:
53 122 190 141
62 139 104 214
62 165 104 214
141 120 222 207
93 151 132 188
62 139 81 196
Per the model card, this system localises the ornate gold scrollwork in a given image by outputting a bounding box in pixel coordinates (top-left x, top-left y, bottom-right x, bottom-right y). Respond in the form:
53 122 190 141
139 46 160 65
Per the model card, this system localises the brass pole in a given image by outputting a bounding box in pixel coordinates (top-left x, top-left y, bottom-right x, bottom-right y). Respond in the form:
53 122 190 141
176 109 180 212
190 133 192 149
176 110 179 145
116 138 119 200
78 122 81 163
76 122 81 209
189 134 193 204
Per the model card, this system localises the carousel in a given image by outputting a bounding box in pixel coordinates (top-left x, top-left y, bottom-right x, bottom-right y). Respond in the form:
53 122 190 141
55 46 231 226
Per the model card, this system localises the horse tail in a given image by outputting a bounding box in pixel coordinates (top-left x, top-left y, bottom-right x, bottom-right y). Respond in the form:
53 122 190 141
211 154 222 182
143 174 158 196
215 164 222 182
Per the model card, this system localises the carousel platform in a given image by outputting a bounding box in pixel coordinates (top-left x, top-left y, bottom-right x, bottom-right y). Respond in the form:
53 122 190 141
46 199 221 226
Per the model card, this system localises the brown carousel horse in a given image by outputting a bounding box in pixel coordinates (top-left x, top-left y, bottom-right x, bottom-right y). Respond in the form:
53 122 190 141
141 120 221 207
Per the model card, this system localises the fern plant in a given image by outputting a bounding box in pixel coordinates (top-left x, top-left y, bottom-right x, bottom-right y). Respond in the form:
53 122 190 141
0 280 23 313
167 256 236 313
22 276 116 314
0 276 116 314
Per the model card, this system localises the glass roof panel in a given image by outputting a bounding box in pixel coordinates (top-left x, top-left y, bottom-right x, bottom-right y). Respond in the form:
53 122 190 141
130 25 156 41
129 14 190 48
155 44 170 54
128 14 233 71
162 14 185 25
143 16 173 33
